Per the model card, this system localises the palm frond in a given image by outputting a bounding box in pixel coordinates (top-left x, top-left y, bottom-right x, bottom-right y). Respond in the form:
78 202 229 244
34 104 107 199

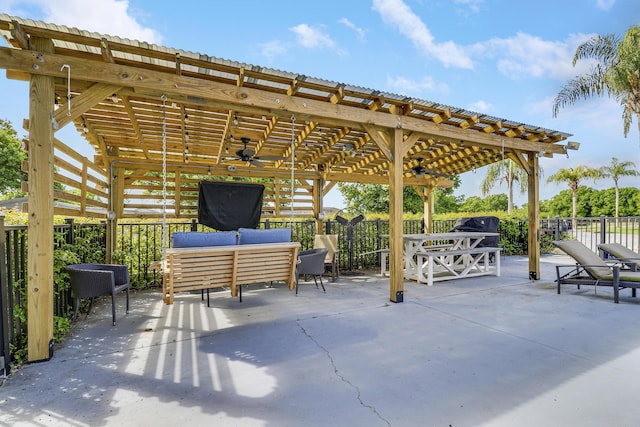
552 66 608 116
573 33 619 66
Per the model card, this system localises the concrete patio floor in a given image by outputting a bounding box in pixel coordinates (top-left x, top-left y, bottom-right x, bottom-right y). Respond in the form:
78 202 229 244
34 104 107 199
2 254 640 427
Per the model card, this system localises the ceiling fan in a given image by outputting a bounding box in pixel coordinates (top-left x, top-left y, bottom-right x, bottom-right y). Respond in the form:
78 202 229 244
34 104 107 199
411 157 449 178
223 137 285 168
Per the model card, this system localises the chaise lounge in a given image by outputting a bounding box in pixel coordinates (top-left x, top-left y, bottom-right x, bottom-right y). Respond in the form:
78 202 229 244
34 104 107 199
553 240 640 303
598 243 640 271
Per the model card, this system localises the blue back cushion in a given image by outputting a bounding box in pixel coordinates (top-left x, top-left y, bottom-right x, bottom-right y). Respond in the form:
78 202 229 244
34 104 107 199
172 231 237 248
237 228 291 245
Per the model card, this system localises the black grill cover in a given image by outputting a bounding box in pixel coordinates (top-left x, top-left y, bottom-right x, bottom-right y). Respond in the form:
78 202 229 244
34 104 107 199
198 181 264 231
450 216 499 247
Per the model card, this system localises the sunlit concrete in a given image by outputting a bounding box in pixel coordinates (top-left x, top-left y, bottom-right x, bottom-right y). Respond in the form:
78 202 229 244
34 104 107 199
2 255 640 427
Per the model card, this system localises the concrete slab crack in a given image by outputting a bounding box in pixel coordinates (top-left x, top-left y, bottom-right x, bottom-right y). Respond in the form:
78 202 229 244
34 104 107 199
297 320 391 427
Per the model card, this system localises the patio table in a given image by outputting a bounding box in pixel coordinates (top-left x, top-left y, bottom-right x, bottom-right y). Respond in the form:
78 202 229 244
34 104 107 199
382 232 499 281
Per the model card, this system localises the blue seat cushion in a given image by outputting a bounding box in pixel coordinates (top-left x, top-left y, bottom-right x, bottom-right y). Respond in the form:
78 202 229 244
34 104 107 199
172 231 237 248
237 228 291 245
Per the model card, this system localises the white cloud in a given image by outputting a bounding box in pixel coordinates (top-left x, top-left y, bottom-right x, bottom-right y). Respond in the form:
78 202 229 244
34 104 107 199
13 0 162 44
386 75 448 96
468 100 493 113
372 0 474 69
454 0 484 14
290 24 336 49
596 0 615 11
259 40 288 61
472 31 594 80
338 18 367 41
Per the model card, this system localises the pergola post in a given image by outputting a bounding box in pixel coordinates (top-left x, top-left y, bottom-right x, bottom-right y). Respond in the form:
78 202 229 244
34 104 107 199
106 161 124 263
388 128 405 302
27 36 55 362
423 185 434 233
313 178 323 234
527 153 540 279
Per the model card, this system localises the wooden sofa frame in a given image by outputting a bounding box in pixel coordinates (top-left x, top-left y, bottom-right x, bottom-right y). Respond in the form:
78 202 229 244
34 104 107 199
162 242 300 304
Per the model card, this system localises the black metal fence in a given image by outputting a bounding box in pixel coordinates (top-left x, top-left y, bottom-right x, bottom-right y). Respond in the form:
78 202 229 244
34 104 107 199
2 215 639 375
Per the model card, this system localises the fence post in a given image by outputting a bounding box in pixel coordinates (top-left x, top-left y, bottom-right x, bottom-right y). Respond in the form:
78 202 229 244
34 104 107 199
600 215 607 245
325 219 330 235
65 218 74 245
554 216 560 241
0 215 10 376
264 219 270 230
190 219 197 232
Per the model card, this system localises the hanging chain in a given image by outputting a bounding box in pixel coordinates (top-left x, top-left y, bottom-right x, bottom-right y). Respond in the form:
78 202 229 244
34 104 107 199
161 94 168 257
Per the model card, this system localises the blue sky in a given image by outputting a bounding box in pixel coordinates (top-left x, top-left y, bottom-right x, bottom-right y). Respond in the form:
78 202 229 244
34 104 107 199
1 0 639 210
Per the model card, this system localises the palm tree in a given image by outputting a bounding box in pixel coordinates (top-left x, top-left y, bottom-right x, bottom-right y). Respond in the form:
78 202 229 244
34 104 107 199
600 157 638 217
546 166 601 229
480 160 527 213
553 25 640 139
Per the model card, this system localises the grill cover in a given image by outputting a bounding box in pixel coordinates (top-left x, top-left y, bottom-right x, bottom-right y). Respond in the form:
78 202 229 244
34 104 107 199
450 216 499 247
198 181 264 231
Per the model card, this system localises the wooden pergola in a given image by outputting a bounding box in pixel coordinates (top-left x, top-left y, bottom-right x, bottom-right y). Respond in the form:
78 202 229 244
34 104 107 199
0 14 575 362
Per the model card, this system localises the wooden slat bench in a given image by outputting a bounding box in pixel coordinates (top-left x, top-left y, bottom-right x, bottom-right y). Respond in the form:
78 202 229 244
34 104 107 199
162 242 300 304
415 246 501 286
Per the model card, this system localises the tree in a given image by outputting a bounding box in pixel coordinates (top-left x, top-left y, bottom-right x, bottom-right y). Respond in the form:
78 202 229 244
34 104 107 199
600 157 638 217
337 183 424 214
480 160 527 213
482 194 509 212
0 119 27 198
459 195 483 213
546 166 601 227
553 25 640 139
338 176 462 215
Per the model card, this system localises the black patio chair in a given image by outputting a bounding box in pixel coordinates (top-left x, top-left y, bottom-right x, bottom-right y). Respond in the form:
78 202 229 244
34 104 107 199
66 263 130 325
296 248 329 294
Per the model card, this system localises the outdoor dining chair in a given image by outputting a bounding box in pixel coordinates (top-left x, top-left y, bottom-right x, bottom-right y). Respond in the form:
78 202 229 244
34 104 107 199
296 248 329 294
66 263 130 325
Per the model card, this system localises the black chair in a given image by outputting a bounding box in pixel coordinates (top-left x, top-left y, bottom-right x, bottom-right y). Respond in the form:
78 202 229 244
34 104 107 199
296 248 329 294
66 264 130 325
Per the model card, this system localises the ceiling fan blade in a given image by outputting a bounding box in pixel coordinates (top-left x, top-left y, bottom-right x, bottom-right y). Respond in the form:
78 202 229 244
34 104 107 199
251 159 265 168
422 168 449 178
255 155 285 161
242 148 255 157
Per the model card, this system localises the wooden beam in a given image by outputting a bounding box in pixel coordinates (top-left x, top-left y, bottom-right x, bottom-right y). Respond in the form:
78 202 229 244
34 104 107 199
423 185 434 233
388 128 404 303
27 36 55 362
527 153 540 280
313 178 322 233
9 21 29 49
329 85 344 104
100 38 114 63
363 124 392 160
0 47 568 153
510 150 530 174
120 96 150 158
53 82 121 130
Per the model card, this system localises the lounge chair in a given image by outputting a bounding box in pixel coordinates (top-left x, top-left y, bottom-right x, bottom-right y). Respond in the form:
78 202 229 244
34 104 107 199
552 240 640 303
598 243 640 271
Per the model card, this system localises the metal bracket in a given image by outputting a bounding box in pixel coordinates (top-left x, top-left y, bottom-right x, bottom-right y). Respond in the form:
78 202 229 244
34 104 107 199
393 290 404 303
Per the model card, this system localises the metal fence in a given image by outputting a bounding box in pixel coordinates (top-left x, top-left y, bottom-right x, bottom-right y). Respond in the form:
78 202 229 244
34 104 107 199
540 216 640 253
2 215 639 375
